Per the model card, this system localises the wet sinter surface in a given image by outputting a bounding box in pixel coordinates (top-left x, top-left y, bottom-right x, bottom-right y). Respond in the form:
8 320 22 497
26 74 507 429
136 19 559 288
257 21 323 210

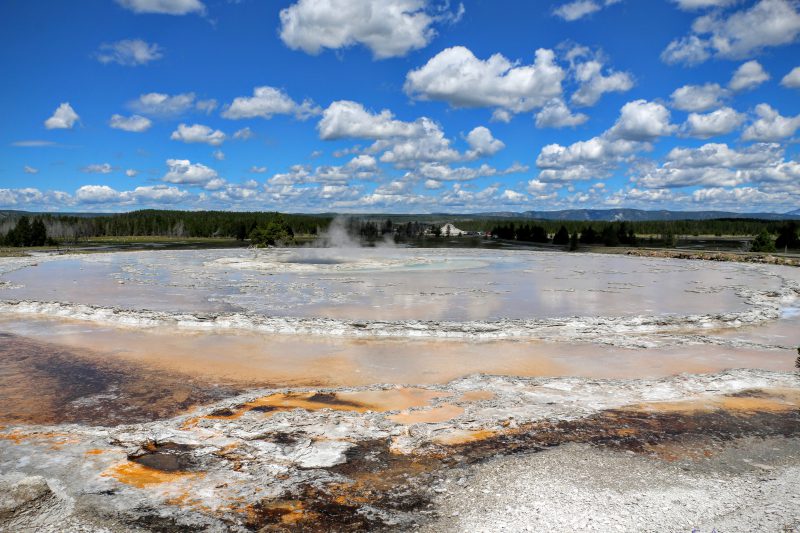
1 248 799 531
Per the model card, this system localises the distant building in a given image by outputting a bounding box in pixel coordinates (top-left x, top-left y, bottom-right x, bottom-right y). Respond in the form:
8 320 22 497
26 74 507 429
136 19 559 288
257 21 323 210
440 223 466 236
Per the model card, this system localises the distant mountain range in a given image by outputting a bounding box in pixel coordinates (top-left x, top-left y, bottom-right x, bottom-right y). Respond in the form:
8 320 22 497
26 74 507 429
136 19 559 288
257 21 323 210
2 208 799 222
472 208 800 221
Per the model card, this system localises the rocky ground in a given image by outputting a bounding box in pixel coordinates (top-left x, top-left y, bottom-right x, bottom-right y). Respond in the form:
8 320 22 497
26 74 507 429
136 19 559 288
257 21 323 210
423 438 800 533
624 248 800 267
1 369 798 532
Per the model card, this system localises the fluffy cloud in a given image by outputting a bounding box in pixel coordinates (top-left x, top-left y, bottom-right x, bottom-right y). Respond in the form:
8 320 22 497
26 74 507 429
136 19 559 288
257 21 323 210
115 0 205 15
606 100 676 141
728 60 770 91
689 186 795 208
411 162 525 182
535 98 589 128
72 184 191 206
670 83 727 112
75 185 121 203
126 169 138 177
23 166 38 174
500 189 527 203
526 179 550 194
376 120 460 167
221 86 319 120
129 92 196 116
534 99 675 182
268 155 379 186
95 39 163 66
636 142 798 188
162 159 220 188
405 47 564 117
318 101 423 140
130 185 189 203
553 0 622 21
662 0 800 64
233 127 254 140
0 188 59 207
569 48 634 107
82 163 113 174
279 0 455 59
536 136 640 182
661 35 711 65
780 66 800 88
682 107 746 138
170 123 226 146
665 142 784 169
249 166 267 174
109 113 152 132
741 103 800 141
320 116 513 171
464 127 505 159
44 103 79 130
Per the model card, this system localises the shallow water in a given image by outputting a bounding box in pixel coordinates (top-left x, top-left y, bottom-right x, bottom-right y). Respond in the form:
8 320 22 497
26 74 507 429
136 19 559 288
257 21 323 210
2 248 794 321
0 248 798 421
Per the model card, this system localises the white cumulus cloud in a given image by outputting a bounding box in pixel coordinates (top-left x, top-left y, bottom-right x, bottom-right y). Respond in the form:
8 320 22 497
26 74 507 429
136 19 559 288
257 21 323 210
404 46 564 118
44 103 79 130
162 159 220 187
109 114 152 132
75 185 121 203
728 60 770 91
221 86 320 120
170 123 226 146
682 107 746 138
662 0 800 65
279 0 457 59
741 103 800 141
535 98 589 128
570 55 634 107
464 126 505 159
129 92 196 116
670 83 728 112
318 100 426 140
781 66 800 88
607 100 677 141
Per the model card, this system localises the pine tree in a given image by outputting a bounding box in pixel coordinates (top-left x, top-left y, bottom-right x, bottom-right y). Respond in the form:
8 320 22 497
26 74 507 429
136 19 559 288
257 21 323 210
552 225 570 245
569 231 579 251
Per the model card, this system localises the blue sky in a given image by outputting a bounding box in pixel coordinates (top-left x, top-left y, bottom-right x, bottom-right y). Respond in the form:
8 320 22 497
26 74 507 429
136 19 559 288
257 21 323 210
1 0 799 213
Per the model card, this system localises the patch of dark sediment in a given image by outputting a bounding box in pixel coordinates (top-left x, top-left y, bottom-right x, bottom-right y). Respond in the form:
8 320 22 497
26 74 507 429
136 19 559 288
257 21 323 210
0 333 242 426
2 372 798 531
234 394 800 531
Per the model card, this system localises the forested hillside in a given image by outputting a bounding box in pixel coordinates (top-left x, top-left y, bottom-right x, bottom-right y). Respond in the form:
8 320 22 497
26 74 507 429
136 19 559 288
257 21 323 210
0 210 798 249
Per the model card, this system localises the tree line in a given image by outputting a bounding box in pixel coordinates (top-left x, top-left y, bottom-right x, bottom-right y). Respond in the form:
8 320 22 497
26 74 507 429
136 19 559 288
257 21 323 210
0 216 54 247
1 210 799 250
0 210 331 244
490 222 639 247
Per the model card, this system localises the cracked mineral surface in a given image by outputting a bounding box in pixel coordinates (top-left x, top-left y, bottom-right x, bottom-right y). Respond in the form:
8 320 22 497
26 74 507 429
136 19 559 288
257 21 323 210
1 247 799 532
